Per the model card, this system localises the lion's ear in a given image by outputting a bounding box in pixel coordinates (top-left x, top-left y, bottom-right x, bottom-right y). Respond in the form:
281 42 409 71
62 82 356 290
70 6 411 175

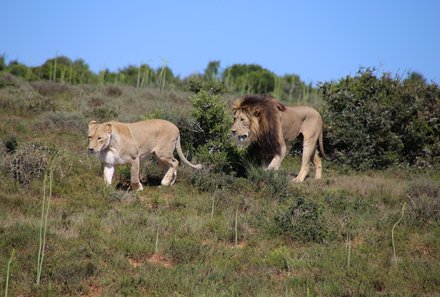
253 107 262 117
88 120 97 129
232 100 241 113
105 123 112 134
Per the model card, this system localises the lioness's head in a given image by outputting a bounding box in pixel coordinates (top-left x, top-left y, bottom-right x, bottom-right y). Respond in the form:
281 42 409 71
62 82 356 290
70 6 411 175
87 121 112 153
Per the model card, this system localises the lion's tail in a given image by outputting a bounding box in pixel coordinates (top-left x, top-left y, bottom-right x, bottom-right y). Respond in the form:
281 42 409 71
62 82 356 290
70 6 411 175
175 134 203 170
318 129 332 161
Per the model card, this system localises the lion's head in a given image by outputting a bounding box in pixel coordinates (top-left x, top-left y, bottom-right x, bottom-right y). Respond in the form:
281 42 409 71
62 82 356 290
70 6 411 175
231 95 286 158
87 121 112 153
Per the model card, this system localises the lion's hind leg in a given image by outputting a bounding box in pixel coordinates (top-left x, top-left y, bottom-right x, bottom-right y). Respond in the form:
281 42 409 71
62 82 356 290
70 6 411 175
292 137 316 183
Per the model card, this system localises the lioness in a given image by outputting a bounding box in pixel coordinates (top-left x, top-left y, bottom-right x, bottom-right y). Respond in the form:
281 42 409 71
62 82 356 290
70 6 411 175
88 119 202 190
231 95 330 182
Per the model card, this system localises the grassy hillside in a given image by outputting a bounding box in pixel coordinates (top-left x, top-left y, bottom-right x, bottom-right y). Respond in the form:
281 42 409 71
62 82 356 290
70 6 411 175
0 74 439 296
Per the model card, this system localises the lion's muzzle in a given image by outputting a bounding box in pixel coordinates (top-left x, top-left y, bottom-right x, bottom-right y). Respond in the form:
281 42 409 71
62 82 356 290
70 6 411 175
238 135 248 142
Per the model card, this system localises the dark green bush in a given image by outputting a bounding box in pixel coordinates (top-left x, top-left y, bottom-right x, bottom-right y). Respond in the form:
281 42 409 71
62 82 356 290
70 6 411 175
319 68 440 169
3 135 18 154
190 90 242 172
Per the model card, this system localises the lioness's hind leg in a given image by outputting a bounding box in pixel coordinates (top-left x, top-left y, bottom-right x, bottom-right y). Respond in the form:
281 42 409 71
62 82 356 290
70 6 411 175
130 157 143 191
156 155 179 186
313 150 322 180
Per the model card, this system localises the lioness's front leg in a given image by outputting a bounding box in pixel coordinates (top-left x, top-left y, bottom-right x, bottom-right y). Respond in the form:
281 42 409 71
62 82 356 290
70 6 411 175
103 164 115 185
130 157 143 191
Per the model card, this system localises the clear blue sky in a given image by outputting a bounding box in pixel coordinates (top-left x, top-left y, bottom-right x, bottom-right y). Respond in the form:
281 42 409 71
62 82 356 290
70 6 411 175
2 0 439 84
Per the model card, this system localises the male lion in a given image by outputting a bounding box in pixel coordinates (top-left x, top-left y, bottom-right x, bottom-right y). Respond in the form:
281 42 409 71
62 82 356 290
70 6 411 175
231 95 330 182
88 119 202 190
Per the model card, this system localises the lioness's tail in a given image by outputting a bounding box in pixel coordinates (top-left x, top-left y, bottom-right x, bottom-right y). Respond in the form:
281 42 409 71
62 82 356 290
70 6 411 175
318 129 332 161
175 134 203 170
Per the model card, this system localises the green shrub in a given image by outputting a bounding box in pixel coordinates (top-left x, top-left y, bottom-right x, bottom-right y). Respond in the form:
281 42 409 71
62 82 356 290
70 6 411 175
85 106 118 121
105 85 123 97
38 111 86 133
0 142 58 185
185 76 225 94
190 167 235 192
319 68 440 169
406 178 440 224
167 238 208 264
246 165 291 201
275 197 332 243
190 90 241 172
31 81 71 97
0 73 18 88
265 246 294 271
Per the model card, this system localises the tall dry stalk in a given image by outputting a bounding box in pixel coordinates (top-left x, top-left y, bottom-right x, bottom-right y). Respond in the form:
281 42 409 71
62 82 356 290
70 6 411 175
155 225 160 254
234 205 239 246
346 230 351 269
4 249 15 297
36 168 54 285
392 202 407 266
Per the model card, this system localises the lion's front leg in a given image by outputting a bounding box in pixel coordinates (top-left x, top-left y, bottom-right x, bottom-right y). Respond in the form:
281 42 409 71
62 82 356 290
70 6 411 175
267 155 283 170
266 143 287 170
130 157 143 191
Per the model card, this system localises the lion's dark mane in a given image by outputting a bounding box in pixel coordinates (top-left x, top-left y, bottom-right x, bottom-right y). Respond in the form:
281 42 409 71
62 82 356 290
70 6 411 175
238 95 286 161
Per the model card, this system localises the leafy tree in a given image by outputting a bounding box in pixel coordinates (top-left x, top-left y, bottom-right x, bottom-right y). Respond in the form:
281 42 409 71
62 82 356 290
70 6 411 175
204 60 221 80
117 65 139 86
222 64 275 94
35 56 97 84
0 54 5 71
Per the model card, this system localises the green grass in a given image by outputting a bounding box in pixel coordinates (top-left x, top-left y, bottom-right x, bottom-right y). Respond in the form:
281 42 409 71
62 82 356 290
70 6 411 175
0 79 439 296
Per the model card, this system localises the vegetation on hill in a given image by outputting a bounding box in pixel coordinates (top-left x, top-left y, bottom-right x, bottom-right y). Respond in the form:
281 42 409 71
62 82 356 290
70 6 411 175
0 54 320 103
0 64 439 296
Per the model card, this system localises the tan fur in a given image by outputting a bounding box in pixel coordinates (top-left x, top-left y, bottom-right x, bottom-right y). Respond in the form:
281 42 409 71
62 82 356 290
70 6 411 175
231 95 329 182
88 119 202 190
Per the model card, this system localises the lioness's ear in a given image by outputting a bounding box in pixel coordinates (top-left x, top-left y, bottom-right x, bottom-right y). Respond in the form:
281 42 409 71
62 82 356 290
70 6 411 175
88 120 97 129
105 123 112 134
